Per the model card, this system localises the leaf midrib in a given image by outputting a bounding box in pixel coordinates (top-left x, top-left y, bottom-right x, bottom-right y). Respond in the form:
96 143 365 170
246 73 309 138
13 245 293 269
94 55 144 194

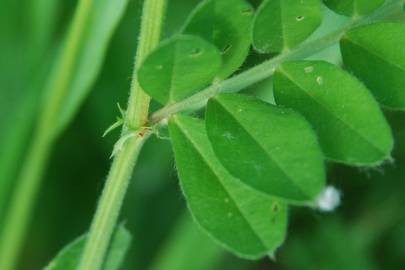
278 0 288 51
343 35 405 73
278 67 387 156
175 119 269 253
213 98 311 200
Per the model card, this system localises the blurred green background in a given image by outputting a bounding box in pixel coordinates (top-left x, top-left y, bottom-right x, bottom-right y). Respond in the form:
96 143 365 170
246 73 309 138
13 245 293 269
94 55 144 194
1 0 405 269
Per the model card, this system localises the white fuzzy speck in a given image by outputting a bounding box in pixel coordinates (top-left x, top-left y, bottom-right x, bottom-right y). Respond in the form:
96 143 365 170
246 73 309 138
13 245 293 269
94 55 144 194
315 186 341 212
316 76 323 85
160 118 168 126
222 132 235 140
304 66 314 73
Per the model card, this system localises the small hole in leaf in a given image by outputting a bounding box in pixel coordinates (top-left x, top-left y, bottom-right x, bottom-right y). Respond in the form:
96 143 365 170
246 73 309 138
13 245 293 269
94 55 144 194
189 47 202 57
240 8 253 15
296 16 305 21
221 44 232 54
155 64 163 70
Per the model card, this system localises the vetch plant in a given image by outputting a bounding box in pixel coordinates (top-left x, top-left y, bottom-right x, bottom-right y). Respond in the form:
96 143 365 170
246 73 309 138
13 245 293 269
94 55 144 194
1 0 405 269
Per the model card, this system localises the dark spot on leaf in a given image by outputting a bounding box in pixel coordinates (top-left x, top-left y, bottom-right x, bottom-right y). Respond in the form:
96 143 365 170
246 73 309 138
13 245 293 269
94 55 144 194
271 217 276 224
272 203 279 212
221 44 232 54
240 8 253 15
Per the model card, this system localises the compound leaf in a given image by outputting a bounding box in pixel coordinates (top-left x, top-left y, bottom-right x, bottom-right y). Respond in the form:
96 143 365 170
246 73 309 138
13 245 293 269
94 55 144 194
205 93 325 203
169 115 288 259
183 0 254 79
274 60 393 165
44 225 131 270
138 35 221 105
323 0 385 17
252 0 321 54
340 22 405 109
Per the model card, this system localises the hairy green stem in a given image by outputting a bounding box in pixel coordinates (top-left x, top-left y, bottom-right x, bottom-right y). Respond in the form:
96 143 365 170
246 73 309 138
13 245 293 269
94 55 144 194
150 0 404 124
0 0 93 269
77 134 149 270
77 1 166 269
126 0 167 129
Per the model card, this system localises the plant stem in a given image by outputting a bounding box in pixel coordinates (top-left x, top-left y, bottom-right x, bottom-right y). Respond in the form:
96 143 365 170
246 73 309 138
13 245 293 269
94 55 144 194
77 135 149 270
150 0 404 124
77 1 167 269
0 0 93 269
126 0 167 129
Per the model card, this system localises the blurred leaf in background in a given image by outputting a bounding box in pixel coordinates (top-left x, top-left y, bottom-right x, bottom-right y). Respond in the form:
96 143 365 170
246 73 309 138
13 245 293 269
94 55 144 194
0 0 61 219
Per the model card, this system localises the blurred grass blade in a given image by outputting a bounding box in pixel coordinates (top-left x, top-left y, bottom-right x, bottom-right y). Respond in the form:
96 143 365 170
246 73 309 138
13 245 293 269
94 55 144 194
0 0 59 221
0 0 129 269
54 0 129 134
44 225 131 270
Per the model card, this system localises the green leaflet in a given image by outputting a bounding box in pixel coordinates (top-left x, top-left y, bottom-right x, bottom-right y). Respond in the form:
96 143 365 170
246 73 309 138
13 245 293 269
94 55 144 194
274 60 393 165
138 35 221 105
205 93 325 203
54 0 129 135
183 0 254 79
340 22 405 110
44 225 131 270
169 115 287 259
323 0 385 17
252 0 321 54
